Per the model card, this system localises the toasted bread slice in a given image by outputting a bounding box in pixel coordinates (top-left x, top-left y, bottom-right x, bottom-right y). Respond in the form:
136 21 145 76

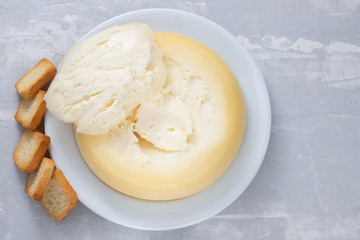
13 129 50 173
25 157 55 201
41 168 77 221
15 90 47 130
15 59 56 98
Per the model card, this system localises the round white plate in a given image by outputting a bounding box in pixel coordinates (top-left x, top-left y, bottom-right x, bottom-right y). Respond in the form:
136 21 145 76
45 9 271 230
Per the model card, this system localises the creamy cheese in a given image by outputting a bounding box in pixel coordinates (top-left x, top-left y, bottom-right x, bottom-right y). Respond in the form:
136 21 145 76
45 23 166 135
134 94 193 151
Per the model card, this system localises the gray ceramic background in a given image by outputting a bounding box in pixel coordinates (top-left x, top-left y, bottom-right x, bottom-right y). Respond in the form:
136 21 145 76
1 0 360 239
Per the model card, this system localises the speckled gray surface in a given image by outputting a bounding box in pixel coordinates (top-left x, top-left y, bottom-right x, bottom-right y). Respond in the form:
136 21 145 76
1 0 360 239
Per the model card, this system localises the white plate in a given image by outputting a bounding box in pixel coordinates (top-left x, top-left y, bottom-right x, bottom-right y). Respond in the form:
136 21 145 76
45 9 271 230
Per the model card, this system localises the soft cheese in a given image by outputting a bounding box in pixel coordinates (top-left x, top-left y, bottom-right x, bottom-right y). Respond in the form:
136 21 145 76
45 23 166 135
134 94 193 151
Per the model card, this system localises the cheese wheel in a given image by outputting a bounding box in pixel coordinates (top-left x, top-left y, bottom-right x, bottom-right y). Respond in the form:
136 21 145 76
74 32 246 201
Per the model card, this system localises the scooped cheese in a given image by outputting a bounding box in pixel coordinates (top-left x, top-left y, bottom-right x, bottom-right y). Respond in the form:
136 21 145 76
45 23 166 135
134 94 193 151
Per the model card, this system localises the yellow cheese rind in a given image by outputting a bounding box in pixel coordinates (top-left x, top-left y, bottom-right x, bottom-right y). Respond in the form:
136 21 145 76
75 32 246 201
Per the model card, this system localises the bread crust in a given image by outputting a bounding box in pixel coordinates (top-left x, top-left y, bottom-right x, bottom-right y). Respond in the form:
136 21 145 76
13 130 51 173
15 59 56 98
15 90 47 130
25 157 55 201
41 168 77 221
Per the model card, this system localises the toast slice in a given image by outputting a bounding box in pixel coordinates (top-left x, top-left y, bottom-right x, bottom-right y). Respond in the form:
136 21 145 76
41 168 77 221
13 129 50 173
15 90 47 130
25 157 55 201
15 59 57 98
